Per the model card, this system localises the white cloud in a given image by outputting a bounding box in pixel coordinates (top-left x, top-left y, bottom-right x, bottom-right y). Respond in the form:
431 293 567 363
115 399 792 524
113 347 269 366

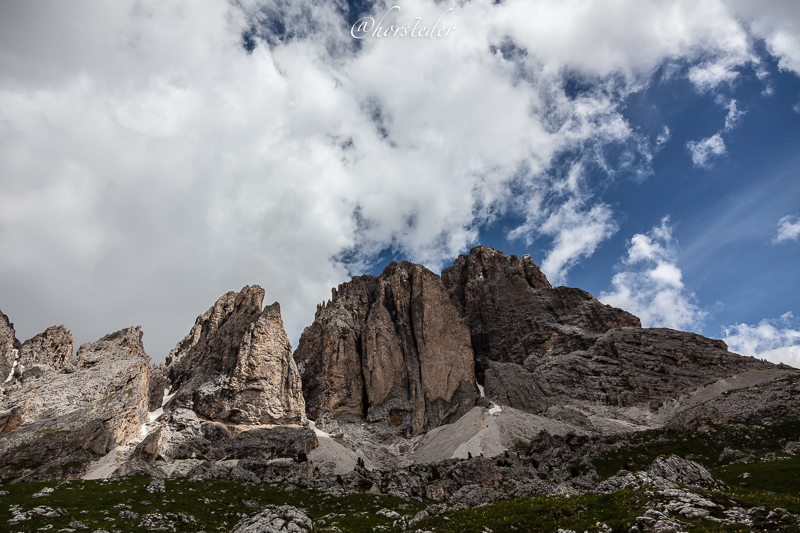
687 133 726 168
537 199 618 286
0 0 796 359
723 0 800 76
600 217 706 330
773 215 800 243
723 99 745 130
688 60 741 91
722 312 800 367
656 126 671 147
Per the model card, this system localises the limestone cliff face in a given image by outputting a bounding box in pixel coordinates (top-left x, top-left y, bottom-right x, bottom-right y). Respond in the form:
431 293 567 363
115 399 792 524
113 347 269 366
294 261 477 436
0 310 21 385
0 326 151 482
442 246 641 368
164 286 305 426
442 246 772 412
18 325 73 371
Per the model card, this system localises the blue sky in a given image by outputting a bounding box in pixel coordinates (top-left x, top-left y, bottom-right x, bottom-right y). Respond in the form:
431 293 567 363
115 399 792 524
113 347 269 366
0 0 799 364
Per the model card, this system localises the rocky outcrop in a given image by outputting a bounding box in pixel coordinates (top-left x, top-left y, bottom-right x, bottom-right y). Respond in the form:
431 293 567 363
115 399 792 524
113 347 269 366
667 370 800 428
164 286 305 426
0 327 151 482
18 325 73 371
441 246 640 368
527 328 772 408
294 261 477 436
647 455 717 488
230 505 313 533
0 309 21 385
441 246 771 412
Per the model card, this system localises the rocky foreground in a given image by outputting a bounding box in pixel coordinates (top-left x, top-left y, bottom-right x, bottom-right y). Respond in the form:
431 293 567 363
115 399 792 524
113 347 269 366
1 245 799 532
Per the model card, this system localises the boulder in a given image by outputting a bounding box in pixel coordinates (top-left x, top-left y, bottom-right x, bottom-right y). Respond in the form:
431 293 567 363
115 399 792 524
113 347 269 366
165 286 305 425
294 261 477 436
648 455 717 488
230 505 313 533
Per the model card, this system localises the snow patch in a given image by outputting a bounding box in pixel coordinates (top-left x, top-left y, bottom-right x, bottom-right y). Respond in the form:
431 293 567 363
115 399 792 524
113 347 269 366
162 387 177 407
477 383 501 414
4 349 19 383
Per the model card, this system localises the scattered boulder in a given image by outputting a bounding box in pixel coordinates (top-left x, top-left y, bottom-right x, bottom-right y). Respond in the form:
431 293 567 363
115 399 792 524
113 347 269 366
230 505 313 533
131 426 163 464
648 455 718 488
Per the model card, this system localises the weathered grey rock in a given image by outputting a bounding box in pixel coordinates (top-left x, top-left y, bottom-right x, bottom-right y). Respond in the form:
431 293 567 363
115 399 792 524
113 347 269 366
165 286 305 426
0 400 29 436
131 426 163 464
294 261 477 436
230 505 313 533
648 455 717 488
442 246 772 412
18 325 73 371
212 426 318 461
668 372 800 427
0 327 151 482
0 309 21 386
147 363 169 412
154 410 317 463
441 246 639 367
444 457 500 488
529 328 771 408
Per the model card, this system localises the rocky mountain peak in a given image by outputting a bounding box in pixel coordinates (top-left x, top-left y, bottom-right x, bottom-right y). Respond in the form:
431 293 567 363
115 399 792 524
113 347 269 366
294 260 477 436
18 325 73 371
164 285 306 426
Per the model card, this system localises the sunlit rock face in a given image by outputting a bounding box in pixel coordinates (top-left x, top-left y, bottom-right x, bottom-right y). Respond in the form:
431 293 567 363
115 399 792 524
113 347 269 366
165 285 306 426
294 261 477 436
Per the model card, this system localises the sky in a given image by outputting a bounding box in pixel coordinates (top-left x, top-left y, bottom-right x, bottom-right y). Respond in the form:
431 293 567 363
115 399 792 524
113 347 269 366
1 0 799 366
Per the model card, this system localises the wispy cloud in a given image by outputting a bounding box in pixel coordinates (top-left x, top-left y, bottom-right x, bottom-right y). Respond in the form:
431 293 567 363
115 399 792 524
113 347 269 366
538 199 618 286
722 312 800 367
773 215 800 243
600 217 706 330
723 99 745 130
687 133 727 168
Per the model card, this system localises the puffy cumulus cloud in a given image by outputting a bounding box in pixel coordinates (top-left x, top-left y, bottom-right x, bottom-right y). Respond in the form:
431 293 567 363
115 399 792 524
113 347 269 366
723 0 800 76
687 133 727 167
722 312 800 367
600 217 706 330
0 0 795 359
773 215 800 243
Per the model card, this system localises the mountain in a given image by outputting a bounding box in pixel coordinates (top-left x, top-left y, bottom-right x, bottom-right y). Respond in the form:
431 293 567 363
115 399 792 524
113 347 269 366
0 245 794 506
